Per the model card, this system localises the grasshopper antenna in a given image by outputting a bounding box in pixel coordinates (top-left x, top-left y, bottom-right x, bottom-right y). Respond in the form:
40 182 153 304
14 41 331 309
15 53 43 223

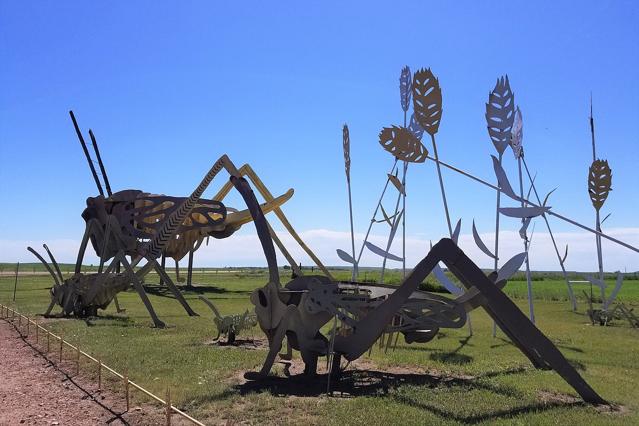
42 244 65 283
69 110 105 197
89 129 112 196
27 246 61 287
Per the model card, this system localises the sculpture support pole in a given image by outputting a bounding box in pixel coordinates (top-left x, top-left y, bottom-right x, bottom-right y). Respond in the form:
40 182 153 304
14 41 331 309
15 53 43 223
518 157 535 323
402 110 407 279
380 162 406 284
595 210 605 303
187 249 194 288
356 159 399 267
402 160 406 278
492 151 503 337
425 154 638 254
430 134 453 237
346 174 356 282
522 158 577 310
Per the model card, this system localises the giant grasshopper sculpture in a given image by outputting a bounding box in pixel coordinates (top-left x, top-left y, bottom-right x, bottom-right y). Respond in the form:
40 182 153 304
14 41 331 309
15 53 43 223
28 112 331 327
238 175 607 404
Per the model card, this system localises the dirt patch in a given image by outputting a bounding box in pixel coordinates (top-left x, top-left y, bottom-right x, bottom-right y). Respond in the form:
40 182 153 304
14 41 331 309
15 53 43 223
0 319 191 425
537 390 627 415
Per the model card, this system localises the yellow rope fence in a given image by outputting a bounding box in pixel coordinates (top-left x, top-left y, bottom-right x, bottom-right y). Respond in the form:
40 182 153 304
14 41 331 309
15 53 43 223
0 303 205 426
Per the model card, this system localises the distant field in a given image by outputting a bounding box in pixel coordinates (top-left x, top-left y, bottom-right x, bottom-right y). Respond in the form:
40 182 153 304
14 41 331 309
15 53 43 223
1 269 638 425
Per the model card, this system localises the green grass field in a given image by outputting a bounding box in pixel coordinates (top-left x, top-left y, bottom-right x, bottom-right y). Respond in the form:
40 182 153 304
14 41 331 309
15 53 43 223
1 269 637 425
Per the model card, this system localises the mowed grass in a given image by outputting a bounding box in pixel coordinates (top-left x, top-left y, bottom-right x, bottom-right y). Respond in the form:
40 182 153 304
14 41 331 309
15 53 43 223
1 269 638 425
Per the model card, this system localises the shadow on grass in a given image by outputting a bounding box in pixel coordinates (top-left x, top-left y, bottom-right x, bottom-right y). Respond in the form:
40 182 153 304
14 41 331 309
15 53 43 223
233 365 527 399
225 365 584 424
428 335 473 365
392 392 584 424
142 284 250 299
84 315 135 328
399 335 474 365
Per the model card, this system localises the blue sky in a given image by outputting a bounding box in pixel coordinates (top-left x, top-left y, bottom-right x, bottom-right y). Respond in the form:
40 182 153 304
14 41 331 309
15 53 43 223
1 1 638 270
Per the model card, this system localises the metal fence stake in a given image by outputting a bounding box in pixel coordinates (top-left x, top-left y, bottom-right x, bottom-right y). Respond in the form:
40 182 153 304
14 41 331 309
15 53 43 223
98 359 102 391
166 387 172 426
124 370 130 411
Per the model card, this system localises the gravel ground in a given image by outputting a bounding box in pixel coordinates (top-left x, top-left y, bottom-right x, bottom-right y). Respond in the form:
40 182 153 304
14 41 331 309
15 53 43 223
0 318 189 425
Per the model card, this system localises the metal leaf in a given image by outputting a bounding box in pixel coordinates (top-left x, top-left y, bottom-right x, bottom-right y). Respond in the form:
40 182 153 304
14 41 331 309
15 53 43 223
561 244 568 265
542 188 557 207
365 241 403 262
519 217 531 240
343 124 351 181
492 155 519 200
336 249 356 265
601 212 611 224
510 106 524 159
399 66 412 113
496 252 527 283
380 204 393 226
588 159 612 211
485 75 515 154
472 220 496 259
603 272 624 310
388 210 404 244
452 218 462 244
387 173 406 195
379 125 428 163
584 274 606 290
500 206 549 219
433 264 462 295
412 68 442 135
408 113 424 140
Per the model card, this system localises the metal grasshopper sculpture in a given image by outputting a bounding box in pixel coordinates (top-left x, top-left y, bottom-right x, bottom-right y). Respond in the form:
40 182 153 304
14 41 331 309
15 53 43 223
234 176 606 404
30 114 295 327
199 296 257 344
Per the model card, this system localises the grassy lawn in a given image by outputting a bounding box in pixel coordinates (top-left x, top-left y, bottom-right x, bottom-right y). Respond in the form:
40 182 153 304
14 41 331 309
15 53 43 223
1 269 637 425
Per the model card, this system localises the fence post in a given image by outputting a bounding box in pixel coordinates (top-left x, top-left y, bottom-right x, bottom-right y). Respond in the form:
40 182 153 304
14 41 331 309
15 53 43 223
98 359 102 391
76 345 81 375
13 262 19 302
26 318 30 337
166 387 171 426
124 369 130 412
35 321 39 344
47 330 50 352
59 335 63 362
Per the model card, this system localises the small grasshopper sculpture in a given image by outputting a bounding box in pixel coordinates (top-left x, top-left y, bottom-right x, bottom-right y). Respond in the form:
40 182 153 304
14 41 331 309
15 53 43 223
199 296 257 344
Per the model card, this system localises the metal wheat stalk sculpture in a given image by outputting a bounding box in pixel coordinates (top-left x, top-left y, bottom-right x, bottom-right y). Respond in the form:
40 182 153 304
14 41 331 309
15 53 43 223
413 68 452 236
412 67 470 335
400 66 411 278
509 106 535 323
485 76 515 335
379 66 415 282
587 98 613 303
343 124 357 281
